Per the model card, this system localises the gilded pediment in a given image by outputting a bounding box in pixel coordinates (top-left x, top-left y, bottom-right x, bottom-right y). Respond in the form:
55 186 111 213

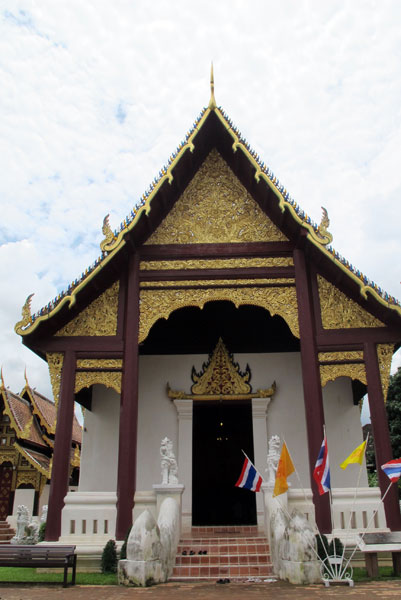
55 281 119 337
318 275 384 329
167 338 276 400
145 149 288 245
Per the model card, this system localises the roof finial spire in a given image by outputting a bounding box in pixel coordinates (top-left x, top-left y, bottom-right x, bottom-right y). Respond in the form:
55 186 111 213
24 367 29 387
208 62 216 110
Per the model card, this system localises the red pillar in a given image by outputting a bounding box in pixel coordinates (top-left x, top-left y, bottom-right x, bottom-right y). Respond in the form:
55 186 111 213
45 350 76 541
364 341 401 531
294 247 332 532
115 253 140 540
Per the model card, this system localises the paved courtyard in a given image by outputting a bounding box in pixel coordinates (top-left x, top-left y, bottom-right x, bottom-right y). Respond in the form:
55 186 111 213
0 580 401 600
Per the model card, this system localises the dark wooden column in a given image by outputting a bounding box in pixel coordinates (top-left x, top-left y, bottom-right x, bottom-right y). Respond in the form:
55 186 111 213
45 350 76 541
115 252 140 540
364 341 401 530
293 247 332 532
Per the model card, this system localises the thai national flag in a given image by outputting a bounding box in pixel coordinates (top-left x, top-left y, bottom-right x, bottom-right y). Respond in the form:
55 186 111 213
381 459 401 483
235 457 263 492
313 436 331 495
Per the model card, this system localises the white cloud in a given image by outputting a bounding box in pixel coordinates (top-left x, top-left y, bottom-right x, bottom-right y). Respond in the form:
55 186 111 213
1 0 401 397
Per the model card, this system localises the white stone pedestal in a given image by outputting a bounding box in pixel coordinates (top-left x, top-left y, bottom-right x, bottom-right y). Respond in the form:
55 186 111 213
152 484 184 537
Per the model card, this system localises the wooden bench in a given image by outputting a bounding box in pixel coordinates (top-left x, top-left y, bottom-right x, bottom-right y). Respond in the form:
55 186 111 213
0 545 77 587
358 532 401 577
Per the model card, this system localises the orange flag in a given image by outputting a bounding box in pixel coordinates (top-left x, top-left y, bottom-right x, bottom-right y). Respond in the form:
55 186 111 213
273 442 295 497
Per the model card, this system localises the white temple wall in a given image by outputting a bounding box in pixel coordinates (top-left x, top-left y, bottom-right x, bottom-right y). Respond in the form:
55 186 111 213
78 384 120 492
77 355 365 498
323 377 368 487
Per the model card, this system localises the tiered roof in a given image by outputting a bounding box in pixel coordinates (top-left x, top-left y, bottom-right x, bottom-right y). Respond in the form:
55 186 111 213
0 375 81 478
14 73 401 342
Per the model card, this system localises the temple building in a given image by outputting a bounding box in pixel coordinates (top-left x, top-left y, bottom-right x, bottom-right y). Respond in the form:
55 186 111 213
0 374 81 525
14 76 401 550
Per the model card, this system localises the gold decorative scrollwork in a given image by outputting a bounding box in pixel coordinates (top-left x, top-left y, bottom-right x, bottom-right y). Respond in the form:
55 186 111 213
139 286 299 343
46 353 63 424
140 279 294 288
0 450 17 466
145 150 288 245
76 359 123 369
318 351 364 362
377 343 394 401
318 275 384 329
55 281 119 336
74 372 121 394
140 257 294 270
16 470 40 490
100 214 117 252
191 338 251 395
320 363 367 388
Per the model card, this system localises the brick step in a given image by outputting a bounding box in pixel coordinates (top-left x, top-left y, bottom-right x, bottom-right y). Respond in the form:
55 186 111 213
0 533 14 541
191 526 259 535
171 564 273 580
178 542 269 553
179 536 267 543
177 554 271 566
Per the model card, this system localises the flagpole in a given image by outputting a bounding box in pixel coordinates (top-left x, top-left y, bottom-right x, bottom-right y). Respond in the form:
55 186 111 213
282 435 333 569
339 433 369 571
340 479 394 579
241 448 265 483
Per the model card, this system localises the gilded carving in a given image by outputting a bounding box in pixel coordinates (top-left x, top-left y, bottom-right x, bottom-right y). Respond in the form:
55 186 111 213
74 372 121 394
145 150 288 245
167 338 276 401
318 275 384 329
140 257 294 270
318 351 364 362
76 359 123 369
16 470 40 489
46 353 63 425
377 344 394 401
55 281 119 336
100 214 117 252
314 207 333 246
320 363 367 388
191 338 251 395
14 293 34 335
140 279 294 288
139 286 299 343
0 450 17 466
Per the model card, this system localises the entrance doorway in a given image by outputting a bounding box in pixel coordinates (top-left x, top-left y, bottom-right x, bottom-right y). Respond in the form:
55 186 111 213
192 401 257 526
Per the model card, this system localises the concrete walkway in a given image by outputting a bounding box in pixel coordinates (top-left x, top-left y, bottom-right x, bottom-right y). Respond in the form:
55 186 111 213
0 580 401 600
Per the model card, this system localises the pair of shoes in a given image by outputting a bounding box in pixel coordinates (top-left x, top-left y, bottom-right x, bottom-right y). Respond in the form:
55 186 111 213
182 550 187 555
198 550 207 555
217 578 230 584
189 550 195 555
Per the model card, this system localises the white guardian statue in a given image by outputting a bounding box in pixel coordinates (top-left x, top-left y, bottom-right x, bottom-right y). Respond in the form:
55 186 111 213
160 437 179 485
266 435 281 487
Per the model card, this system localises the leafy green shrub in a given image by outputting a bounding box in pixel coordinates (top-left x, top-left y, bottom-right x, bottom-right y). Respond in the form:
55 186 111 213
329 537 344 557
120 526 132 561
101 539 117 573
38 522 46 542
316 534 330 560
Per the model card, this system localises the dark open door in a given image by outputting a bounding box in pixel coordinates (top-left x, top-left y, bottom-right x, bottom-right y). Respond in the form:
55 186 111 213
192 401 257 526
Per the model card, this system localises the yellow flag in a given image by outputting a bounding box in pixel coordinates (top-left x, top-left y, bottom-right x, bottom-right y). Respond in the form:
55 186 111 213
273 442 295 497
340 440 367 470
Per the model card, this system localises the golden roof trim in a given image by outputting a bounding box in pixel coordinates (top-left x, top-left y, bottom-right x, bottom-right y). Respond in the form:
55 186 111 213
14 442 50 479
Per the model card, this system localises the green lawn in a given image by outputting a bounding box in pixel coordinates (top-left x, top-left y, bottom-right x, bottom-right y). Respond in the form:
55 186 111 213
0 567 117 585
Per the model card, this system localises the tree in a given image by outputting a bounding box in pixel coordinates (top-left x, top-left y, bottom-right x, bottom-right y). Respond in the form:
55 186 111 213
366 367 401 495
386 367 401 460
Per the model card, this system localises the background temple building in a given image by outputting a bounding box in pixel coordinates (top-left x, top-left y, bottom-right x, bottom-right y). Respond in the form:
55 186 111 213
0 374 81 528
14 79 401 560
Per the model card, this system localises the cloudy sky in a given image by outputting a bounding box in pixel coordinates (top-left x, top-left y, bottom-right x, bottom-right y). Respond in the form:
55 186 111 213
1 0 401 408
